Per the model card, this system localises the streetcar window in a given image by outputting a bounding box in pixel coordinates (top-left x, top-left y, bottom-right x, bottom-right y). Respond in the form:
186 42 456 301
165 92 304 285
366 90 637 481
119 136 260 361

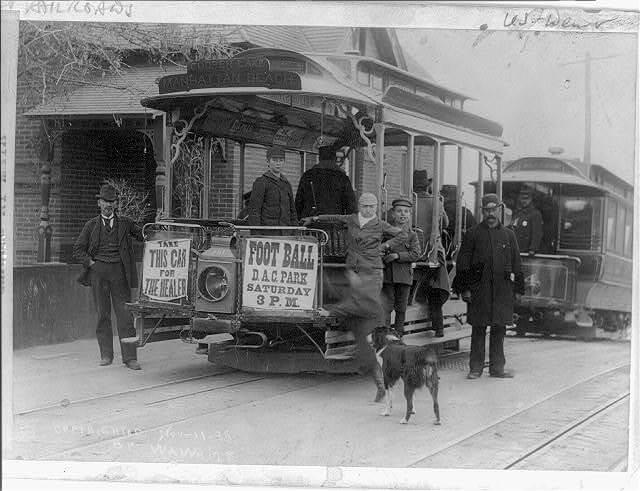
616 206 626 255
357 67 370 86
624 206 634 257
606 198 618 252
559 197 602 251
371 72 383 90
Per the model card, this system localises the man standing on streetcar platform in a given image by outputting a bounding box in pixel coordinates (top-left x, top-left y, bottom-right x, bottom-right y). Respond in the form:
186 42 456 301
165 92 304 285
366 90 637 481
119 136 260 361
510 185 543 256
453 193 524 379
295 145 357 218
248 146 297 227
302 192 407 402
73 183 144 370
382 197 422 334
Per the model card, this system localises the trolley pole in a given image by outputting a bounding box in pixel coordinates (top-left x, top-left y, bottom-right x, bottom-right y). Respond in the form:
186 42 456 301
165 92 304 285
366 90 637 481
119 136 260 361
476 152 484 218
559 52 619 166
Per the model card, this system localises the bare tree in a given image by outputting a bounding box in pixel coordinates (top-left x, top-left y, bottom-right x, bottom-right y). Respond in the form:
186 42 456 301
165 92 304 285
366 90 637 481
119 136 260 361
18 21 239 107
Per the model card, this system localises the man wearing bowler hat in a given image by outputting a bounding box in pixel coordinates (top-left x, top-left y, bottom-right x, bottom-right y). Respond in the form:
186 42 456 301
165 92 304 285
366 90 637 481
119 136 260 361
73 183 144 370
453 193 524 379
248 146 297 227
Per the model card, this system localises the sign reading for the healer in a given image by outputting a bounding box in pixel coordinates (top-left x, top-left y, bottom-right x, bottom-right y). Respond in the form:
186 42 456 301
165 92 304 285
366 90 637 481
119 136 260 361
142 239 191 301
242 237 318 310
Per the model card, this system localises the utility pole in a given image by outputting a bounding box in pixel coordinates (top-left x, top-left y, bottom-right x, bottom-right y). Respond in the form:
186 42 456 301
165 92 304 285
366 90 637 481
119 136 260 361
559 52 619 165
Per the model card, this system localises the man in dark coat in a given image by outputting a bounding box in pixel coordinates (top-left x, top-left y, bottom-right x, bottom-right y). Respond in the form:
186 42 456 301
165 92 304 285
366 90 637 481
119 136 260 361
303 193 407 402
414 170 450 337
382 197 421 333
510 186 544 256
454 193 524 379
248 146 297 226
73 183 144 369
440 184 477 246
295 145 357 218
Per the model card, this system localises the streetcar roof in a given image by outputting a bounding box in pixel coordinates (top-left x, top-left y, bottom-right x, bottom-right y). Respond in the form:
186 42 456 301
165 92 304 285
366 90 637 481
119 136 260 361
140 48 506 152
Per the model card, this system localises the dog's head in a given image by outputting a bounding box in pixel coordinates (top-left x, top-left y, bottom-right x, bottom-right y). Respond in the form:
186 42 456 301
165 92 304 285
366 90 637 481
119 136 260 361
371 326 403 351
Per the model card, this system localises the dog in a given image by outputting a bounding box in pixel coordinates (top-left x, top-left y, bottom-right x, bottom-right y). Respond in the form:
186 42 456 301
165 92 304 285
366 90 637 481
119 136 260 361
371 326 440 425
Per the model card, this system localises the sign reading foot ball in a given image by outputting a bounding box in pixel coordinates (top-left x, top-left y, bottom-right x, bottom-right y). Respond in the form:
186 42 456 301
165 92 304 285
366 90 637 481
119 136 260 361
141 239 191 301
242 237 318 310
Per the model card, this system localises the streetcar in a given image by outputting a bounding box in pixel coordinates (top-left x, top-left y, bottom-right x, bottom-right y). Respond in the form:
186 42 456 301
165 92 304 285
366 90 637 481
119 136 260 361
482 152 633 339
125 47 507 372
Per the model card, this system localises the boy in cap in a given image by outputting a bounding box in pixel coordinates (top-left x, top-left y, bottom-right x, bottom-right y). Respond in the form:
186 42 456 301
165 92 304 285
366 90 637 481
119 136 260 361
295 145 357 218
510 185 543 255
248 146 297 227
453 193 524 379
381 197 421 334
302 192 407 402
73 183 144 370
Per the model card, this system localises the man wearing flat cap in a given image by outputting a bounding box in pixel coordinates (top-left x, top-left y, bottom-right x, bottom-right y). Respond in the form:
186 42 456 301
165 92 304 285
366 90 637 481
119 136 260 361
302 192 407 402
453 193 524 379
73 183 144 370
510 185 543 256
382 197 421 333
295 145 357 219
248 146 297 227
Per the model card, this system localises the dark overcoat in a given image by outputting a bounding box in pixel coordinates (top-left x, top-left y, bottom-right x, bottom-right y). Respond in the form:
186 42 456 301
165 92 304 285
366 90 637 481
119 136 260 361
455 221 524 326
383 225 421 285
511 203 543 253
295 164 357 218
248 172 297 226
73 215 143 288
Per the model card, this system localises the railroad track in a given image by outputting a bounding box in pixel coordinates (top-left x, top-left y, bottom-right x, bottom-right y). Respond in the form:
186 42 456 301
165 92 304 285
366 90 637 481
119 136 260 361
410 363 630 471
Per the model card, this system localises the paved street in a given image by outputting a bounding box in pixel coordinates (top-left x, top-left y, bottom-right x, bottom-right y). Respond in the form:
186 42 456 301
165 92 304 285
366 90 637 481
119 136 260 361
7 332 632 471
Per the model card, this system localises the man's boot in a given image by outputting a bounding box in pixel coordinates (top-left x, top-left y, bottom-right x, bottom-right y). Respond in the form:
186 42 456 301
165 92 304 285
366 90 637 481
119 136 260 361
372 362 386 402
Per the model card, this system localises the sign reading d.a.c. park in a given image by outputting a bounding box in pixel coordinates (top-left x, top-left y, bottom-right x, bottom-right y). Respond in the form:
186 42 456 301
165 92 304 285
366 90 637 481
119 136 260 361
141 239 191 301
242 237 318 310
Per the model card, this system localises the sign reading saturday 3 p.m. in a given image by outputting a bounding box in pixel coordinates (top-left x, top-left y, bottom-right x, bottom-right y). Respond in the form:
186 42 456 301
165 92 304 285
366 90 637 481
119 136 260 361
142 239 191 301
242 237 318 310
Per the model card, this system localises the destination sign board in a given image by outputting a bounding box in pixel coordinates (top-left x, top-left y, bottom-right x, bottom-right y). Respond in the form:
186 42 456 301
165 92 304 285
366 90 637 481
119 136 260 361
158 56 302 94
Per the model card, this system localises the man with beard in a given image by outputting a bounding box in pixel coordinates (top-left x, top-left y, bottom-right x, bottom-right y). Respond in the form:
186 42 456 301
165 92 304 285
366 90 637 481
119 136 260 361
454 193 524 379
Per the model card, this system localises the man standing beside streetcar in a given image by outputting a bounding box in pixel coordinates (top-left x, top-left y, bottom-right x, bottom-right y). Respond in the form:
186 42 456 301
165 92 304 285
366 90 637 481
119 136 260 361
454 193 524 379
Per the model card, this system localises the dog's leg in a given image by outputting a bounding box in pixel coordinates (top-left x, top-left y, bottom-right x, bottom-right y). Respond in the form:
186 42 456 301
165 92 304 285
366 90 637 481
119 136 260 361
401 383 415 424
427 365 441 425
380 384 392 416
